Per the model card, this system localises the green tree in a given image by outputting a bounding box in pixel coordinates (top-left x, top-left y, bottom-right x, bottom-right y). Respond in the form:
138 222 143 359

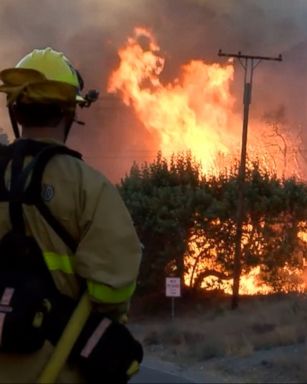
187 163 307 294
118 152 210 293
119 154 307 298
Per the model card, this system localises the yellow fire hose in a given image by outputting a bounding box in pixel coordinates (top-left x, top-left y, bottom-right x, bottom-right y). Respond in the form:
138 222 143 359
36 292 92 384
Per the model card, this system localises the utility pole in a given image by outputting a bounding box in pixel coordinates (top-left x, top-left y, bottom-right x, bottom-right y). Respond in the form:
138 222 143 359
217 50 282 309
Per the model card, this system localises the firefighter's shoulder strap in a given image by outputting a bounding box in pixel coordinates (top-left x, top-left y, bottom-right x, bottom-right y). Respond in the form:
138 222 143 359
0 139 82 253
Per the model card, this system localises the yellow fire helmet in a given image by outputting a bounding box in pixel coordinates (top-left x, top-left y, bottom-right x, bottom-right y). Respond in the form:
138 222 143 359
0 47 85 106
16 47 84 100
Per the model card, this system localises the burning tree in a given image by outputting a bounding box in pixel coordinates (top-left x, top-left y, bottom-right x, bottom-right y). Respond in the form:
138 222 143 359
187 164 307 295
109 27 307 301
119 155 307 297
118 152 206 293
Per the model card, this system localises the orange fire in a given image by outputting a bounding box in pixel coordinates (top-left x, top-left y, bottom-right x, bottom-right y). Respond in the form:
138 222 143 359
108 27 306 294
184 238 306 295
108 27 301 177
108 27 242 174
183 230 274 295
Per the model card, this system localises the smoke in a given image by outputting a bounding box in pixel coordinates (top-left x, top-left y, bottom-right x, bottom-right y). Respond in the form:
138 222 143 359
0 0 307 180
0 0 150 179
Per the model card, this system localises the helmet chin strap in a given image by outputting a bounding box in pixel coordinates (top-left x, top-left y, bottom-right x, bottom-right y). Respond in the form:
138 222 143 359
63 112 75 143
8 105 20 139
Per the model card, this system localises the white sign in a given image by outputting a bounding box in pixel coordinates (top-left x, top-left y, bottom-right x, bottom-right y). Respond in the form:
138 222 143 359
166 277 181 297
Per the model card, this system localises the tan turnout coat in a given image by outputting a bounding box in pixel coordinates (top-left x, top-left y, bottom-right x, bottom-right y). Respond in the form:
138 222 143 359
0 138 142 382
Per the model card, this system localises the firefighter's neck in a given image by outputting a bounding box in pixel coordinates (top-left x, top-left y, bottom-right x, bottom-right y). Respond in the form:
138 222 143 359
21 122 66 143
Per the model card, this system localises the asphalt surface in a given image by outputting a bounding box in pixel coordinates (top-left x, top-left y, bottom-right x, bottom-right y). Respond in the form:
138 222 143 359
130 361 229 383
131 365 194 383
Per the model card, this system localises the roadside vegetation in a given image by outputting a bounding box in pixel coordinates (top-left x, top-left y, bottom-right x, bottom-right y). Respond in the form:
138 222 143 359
118 152 307 297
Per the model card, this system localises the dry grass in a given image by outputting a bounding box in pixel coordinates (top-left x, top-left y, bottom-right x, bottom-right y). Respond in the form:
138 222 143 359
129 293 307 382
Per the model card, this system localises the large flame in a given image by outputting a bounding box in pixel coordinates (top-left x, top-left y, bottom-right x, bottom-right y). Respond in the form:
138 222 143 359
108 27 242 174
108 27 301 177
108 27 306 294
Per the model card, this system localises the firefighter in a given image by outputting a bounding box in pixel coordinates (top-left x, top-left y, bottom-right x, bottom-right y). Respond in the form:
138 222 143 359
0 47 143 383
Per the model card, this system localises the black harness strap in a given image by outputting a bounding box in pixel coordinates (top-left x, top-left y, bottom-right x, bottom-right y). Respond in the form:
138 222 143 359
26 145 81 202
0 145 13 201
0 139 82 253
26 145 81 253
36 200 78 253
9 140 30 234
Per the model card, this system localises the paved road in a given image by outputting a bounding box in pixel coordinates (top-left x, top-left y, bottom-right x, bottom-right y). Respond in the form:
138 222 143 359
131 365 194 383
130 361 227 383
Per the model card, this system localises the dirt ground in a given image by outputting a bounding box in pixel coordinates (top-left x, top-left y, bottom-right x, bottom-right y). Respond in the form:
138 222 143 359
129 293 307 383
139 342 307 383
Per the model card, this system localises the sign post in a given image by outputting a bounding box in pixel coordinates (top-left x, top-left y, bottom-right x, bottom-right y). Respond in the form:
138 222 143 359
165 277 181 319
